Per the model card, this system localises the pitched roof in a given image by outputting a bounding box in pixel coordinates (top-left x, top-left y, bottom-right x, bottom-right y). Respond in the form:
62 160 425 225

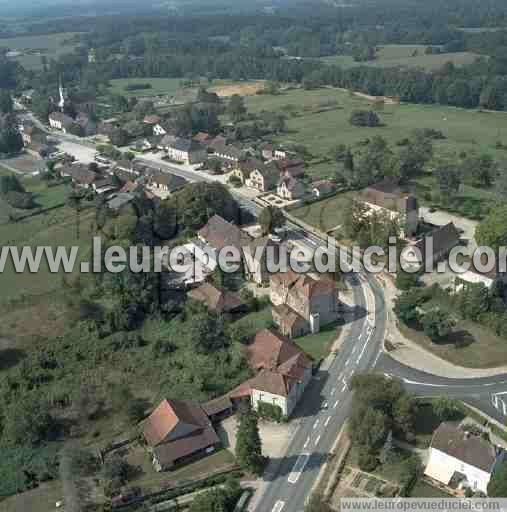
202 396 233 418
430 422 497 473
143 115 161 125
193 132 212 143
270 269 337 300
198 214 251 252
277 159 305 178
312 179 336 195
212 143 243 160
187 282 245 314
361 178 418 213
148 171 188 191
49 111 74 126
416 222 461 257
279 176 305 193
170 137 204 153
107 192 135 210
61 163 97 185
248 328 312 378
143 399 213 447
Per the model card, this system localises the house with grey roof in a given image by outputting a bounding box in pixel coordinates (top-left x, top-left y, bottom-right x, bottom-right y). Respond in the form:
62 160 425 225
165 137 207 165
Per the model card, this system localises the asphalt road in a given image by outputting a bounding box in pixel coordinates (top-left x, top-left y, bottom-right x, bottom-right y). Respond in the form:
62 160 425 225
50 131 507 508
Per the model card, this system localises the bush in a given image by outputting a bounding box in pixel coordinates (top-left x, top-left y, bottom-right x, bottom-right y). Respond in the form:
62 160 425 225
358 447 378 472
349 110 382 127
4 190 36 209
257 401 284 423
124 83 153 91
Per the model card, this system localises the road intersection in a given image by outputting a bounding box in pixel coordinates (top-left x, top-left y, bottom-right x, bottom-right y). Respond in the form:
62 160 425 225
47 131 507 510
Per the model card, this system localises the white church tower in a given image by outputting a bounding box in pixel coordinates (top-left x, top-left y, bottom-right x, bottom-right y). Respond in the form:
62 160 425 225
58 78 67 112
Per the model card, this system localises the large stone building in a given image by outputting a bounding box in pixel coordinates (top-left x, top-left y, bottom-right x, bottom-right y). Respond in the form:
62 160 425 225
270 270 340 338
360 179 419 239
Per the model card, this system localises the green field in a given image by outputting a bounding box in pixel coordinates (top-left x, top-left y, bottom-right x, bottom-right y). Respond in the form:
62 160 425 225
0 32 82 70
246 86 507 179
319 45 482 71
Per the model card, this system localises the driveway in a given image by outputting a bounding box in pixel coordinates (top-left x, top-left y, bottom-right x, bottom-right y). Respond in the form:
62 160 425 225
217 414 297 460
420 207 479 251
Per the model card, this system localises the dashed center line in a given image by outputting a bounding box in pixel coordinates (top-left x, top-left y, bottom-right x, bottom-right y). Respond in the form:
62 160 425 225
333 399 340 409
314 434 321 446
324 416 331 427
313 419 320 429
303 437 310 449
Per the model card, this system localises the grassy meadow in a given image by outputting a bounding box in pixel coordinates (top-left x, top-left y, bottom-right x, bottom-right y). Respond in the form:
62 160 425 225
0 32 82 69
246 86 507 179
319 44 483 71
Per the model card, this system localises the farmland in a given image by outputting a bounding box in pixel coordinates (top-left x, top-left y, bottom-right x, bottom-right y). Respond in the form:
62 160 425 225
0 32 82 70
246 85 507 179
319 44 483 71
108 77 265 99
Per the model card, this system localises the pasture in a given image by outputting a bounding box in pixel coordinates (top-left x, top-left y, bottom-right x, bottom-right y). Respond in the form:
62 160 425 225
246 86 507 180
0 32 82 69
320 44 483 71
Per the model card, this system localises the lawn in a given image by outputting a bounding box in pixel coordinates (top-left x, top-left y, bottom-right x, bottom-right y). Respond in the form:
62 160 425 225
233 302 273 337
0 32 82 70
290 193 353 233
125 445 236 493
295 322 341 362
398 320 507 368
320 45 482 71
0 481 62 512
246 86 507 180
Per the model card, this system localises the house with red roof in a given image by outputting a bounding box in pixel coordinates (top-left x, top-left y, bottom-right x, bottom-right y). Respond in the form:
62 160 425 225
229 328 313 418
142 399 220 472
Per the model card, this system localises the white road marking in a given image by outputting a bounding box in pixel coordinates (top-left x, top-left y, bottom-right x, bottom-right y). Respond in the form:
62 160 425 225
325 416 331 427
341 381 347 392
313 419 320 429
288 453 310 484
303 436 310 449
331 387 337 395
273 501 285 512
333 399 340 408
344 358 350 367
314 434 321 446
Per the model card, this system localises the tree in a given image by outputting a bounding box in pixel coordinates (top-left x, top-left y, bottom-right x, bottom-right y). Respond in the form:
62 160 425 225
349 110 382 127
395 270 420 291
420 308 455 340
0 88 13 113
433 397 461 421
487 460 507 496
227 94 247 123
258 206 284 235
435 162 461 202
0 114 23 155
458 283 490 321
305 494 333 512
475 204 507 252
236 408 264 475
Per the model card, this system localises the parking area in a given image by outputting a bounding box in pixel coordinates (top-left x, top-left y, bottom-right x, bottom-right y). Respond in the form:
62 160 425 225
56 140 97 164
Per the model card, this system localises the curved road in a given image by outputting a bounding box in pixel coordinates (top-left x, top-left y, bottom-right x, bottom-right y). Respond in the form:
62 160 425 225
50 131 507 509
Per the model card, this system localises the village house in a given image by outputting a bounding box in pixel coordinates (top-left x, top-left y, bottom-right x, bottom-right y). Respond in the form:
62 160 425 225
193 132 213 145
262 144 288 161
360 179 419 239
60 163 98 188
142 399 221 472
92 175 117 195
424 422 505 495
312 180 337 199
245 160 279 192
107 192 135 211
187 282 247 315
277 176 306 201
402 222 461 270
143 115 161 126
146 171 188 199
198 214 252 255
49 112 74 133
270 269 340 338
165 138 207 165
210 142 244 169
277 159 305 179
18 122 48 148
98 118 121 139
153 123 169 136
229 328 313 418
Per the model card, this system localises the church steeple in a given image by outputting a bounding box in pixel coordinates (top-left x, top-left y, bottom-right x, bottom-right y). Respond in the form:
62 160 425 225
58 77 66 112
